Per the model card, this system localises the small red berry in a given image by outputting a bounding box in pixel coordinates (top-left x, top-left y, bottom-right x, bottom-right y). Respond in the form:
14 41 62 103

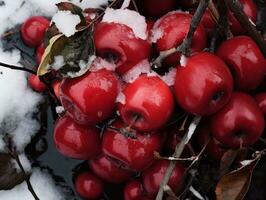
75 172 103 200
21 16 50 47
53 115 101 160
142 160 185 195
174 52 233 116
119 75 174 132
217 36 266 91
36 42 45 65
28 74 46 93
60 69 119 125
94 22 152 75
124 180 152 200
102 121 164 172
89 155 133 184
211 92 265 148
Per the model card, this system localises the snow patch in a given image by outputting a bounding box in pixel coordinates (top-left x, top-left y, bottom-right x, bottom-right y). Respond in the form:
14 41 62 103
0 169 65 200
52 10 80 37
160 67 177 86
116 92 126 105
102 8 148 40
11 154 31 173
90 57 117 72
122 59 151 83
180 55 188 67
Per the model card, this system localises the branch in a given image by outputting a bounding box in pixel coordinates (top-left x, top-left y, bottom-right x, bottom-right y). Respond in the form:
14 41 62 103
155 116 202 200
152 0 209 68
223 0 266 57
0 62 36 75
178 0 210 56
11 153 40 200
4 136 40 200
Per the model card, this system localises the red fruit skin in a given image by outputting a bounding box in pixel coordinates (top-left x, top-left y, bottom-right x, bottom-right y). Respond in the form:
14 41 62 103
28 74 46 92
142 160 185 195
119 75 174 132
211 92 265 148
201 9 216 35
75 172 103 200
136 0 176 18
254 93 266 114
196 121 227 160
52 80 61 100
174 52 233 116
217 36 266 91
35 43 45 65
102 121 164 172
21 16 50 47
89 155 133 184
124 180 153 200
228 0 257 35
152 12 206 66
60 69 119 125
94 22 152 75
53 115 101 160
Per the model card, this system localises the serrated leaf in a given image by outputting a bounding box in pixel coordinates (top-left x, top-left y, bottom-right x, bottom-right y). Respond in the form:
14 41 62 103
215 153 262 200
37 26 95 78
0 153 25 190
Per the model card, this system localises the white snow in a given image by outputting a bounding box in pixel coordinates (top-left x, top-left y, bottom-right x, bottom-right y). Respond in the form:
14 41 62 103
150 27 164 43
116 92 126 104
51 55 65 71
122 59 151 83
90 57 117 72
180 55 188 67
0 0 112 198
160 67 177 86
11 154 32 173
0 48 41 151
0 169 65 200
102 8 148 40
56 106 65 114
52 10 81 37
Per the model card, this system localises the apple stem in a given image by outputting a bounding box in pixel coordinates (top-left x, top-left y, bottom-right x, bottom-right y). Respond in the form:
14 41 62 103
107 126 137 139
0 61 36 75
3 135 40 200
223 0 266 57
155 115 202 200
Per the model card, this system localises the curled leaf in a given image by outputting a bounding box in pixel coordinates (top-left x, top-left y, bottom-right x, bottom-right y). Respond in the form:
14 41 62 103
215 152 262 200
0 153 25 190
37 26 95 78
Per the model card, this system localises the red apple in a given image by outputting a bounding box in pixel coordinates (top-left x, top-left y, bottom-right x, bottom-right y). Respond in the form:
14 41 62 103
211 92 265 148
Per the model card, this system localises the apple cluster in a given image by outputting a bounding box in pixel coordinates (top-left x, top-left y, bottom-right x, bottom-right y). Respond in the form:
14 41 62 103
19 0 266 199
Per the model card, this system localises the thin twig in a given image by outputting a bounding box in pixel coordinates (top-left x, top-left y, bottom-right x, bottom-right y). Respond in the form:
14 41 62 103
155 116 202 200
152 0 210 68
177 0 210 56
3 136 40 200
11 153 40 200
0 62 36 74
223 0 266 57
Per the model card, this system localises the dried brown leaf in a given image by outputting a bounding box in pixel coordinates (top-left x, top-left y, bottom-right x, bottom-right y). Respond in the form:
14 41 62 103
0 153 25 190
216 153 261 200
